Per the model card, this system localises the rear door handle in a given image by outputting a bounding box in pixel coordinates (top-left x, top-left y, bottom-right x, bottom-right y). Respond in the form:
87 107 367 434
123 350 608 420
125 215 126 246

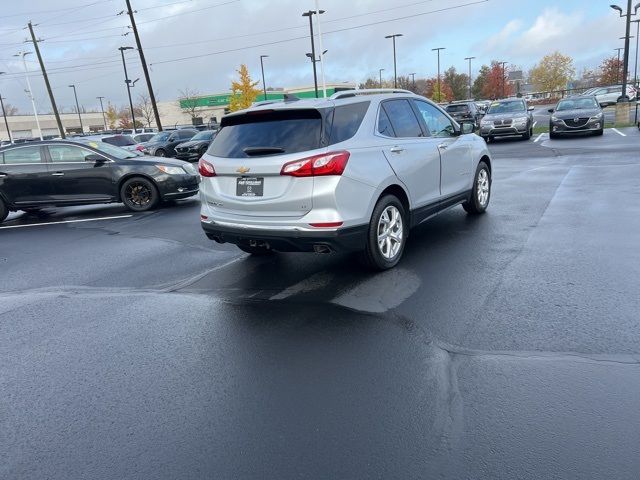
438 143 448 150
390 146 404 154
51 172 65 176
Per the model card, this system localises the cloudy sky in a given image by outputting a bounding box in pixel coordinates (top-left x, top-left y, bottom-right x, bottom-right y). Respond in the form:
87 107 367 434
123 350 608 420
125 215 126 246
0 0 628 113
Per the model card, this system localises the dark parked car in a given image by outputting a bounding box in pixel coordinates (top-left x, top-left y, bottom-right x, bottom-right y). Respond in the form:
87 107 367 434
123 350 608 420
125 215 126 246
478 98 534 141
0 139 199 223
548 96 604 138
139 129 197 157
133 133 154 143
445 101 482 126
174 130 217 162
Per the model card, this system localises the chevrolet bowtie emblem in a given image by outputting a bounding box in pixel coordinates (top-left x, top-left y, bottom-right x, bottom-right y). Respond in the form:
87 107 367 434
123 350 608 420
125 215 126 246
236 166 250 174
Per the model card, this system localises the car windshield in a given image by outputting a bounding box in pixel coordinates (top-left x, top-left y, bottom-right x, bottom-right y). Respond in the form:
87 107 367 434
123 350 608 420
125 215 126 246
191 131 215 141
149 132 171 142
487 101 526 114
556 98 599 111
102 135 136 147
446 104 470 113
73 139 138 159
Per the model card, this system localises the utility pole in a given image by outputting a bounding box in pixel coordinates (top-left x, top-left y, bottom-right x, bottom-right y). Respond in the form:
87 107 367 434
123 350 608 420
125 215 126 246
124 0 162 130
498 61 508 98
27 21 65 138
379 68 385 88
303 10 321 98
385 34 403 88
69 85 83 133
96 96 107 130
119 47 137 131
432 47 445 101
0 93 12 143
465 56 476 99
14 52 42 140
259 55 268 100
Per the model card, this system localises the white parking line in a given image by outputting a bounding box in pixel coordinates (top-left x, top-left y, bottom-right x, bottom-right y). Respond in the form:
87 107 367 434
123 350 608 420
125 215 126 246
533 121 537 128
611 128 627 137
0 214 133 230
534 133 545 143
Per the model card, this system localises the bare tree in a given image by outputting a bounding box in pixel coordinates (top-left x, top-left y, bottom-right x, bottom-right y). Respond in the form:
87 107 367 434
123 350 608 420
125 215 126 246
178 87 205 119
2 103 19 115
136 92 155 127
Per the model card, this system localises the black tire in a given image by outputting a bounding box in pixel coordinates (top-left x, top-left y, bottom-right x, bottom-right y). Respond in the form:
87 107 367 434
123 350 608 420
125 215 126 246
549 130 558 139
237 244 274 256
0 197 8 223
595 128 604 136
155 149 166 157
120 177 159 212
198 146 208 158
360 195 407 271
522 127 531 140
462 161 491 215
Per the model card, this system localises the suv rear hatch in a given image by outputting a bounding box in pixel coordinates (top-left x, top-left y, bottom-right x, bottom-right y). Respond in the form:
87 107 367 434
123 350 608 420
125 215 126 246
203 102 369 218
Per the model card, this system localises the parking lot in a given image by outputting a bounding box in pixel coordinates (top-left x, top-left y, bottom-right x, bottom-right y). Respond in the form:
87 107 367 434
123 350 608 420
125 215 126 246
2 128 640 478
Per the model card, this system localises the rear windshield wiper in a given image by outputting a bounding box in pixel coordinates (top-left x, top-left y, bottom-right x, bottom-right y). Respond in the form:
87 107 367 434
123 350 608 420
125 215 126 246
243 146 285 156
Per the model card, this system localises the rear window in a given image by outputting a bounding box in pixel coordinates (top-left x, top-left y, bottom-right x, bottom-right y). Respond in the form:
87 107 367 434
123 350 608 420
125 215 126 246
210 109 324 158
446 104 470 113
102 136 135 147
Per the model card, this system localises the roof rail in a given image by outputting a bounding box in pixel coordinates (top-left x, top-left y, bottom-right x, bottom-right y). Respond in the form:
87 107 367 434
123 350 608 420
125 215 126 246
330 88 415 100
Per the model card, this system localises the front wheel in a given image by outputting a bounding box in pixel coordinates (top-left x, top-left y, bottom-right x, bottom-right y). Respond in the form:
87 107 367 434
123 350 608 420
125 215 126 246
462 161 491 215
0 198 8 223
360 195 407 270
120 177 159 212
155 149 166 157
522 126 532 140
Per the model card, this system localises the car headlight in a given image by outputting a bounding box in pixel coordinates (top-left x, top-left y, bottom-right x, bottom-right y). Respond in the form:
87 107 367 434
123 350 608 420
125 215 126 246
514 118 527 126
480 119 491 126
156 165 186 175
551 116 560 122
590 112 604 120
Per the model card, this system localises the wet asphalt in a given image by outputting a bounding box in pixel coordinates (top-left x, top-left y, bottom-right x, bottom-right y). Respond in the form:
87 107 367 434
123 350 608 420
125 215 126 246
2 128 640 479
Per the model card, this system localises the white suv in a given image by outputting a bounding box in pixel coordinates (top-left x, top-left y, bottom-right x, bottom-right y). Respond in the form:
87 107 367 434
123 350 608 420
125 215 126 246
199 90 492 270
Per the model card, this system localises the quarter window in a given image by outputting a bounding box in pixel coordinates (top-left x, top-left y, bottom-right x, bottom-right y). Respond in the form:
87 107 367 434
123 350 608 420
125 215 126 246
2 146 43 164
377 108 396 137
413 101 456 138
381 100 423 138
48 145 97 163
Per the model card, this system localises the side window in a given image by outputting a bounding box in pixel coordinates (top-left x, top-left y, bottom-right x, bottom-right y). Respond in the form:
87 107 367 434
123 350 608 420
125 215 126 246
377 107 396 137
381 99 423 138
413 101 456 138
48 145 96 163
329 101 370 144
180 130 195 139
3 146 43 164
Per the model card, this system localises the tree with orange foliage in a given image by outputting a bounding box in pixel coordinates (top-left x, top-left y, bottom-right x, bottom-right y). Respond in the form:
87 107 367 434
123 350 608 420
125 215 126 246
599 56 624 85
482 61 514 99
423 78 454 102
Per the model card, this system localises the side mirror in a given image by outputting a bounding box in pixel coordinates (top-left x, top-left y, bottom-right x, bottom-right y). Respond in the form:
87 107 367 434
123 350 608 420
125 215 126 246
599 103 608 108
548 108 554 113
85 154 107 163
528 106 535 111
461 122 475 134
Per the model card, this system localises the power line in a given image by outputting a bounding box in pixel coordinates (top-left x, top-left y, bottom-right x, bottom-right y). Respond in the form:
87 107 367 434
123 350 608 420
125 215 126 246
151 0 488 66
0 0 108 21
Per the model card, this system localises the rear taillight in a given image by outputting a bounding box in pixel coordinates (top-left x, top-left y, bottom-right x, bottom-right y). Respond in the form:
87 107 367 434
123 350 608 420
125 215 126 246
198 158 216 177
136 145 144 151
280 151 350 177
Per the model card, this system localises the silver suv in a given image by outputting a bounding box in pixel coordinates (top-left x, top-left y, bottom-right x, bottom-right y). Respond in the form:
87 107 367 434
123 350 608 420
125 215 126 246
199 89 492 270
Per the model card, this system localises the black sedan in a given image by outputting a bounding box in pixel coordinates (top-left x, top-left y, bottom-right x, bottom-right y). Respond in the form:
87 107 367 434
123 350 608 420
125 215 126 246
174 130 217 162
548 96 604 138
0 139 199 223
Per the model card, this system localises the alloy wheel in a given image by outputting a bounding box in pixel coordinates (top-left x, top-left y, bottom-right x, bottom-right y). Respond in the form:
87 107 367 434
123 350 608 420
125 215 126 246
377 205 403 260
126 182 152 207
477 168 490 207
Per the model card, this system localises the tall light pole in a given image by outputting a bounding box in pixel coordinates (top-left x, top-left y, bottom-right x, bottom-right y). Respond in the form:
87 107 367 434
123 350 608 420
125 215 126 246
465 56 476 99
119 46 137 131
611 2 640 102
303 10 324 98
14 51 42 140
498 61 508 98
379 68 385 88
633 19 640 122
259 55 269 100
96 96 107 131
409 72 416 91
314 0 327 98
432 47 445 101
385 34 403 88
0 72 13 143
69 84 83 134
615 47 625 84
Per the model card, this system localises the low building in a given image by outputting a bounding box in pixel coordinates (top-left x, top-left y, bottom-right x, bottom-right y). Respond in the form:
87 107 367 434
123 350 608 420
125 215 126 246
0 112 106 141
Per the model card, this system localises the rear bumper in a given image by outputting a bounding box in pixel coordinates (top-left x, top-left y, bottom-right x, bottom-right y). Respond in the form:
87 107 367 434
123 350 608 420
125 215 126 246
201 220 368 253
